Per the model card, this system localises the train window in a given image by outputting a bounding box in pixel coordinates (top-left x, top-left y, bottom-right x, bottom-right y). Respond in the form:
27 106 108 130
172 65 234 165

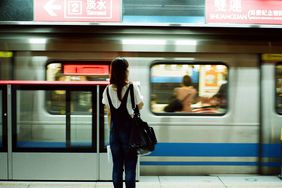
276 64 282 114
151 63 228 115
46 62 109 115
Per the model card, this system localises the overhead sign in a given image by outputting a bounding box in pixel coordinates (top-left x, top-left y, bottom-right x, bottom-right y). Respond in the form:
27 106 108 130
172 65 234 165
34 0 121 22
206 0 282 24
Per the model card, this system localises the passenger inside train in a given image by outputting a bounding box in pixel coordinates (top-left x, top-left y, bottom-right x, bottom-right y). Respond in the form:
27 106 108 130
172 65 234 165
164 75 197 112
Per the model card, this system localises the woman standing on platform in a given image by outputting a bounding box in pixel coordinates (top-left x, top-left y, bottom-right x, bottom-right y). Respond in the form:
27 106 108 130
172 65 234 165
102 57 144 188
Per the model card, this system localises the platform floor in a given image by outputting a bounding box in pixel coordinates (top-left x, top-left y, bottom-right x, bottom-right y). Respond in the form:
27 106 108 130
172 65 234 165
0 175 282 188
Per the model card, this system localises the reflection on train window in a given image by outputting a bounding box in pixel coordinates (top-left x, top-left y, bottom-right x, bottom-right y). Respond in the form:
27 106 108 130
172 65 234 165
71 91 92 114
46 90 92 115
46 62 109 115
47 90 66 114
276 64 282 114
151 63 228 115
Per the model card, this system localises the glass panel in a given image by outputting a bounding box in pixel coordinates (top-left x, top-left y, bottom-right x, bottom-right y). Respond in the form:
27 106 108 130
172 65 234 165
0 90 2 148
276 64 282 114
70 91 93 148
104 105 110 147
151 63 228 115
17 90 66 148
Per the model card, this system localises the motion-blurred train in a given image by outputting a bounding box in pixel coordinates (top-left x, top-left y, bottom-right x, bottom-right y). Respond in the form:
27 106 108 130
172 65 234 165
0 25 282 180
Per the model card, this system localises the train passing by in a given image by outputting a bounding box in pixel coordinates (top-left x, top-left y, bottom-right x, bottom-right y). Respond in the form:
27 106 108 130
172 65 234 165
0 24 282 180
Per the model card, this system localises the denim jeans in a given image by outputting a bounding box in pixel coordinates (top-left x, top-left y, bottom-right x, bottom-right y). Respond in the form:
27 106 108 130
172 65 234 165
110 121 138 188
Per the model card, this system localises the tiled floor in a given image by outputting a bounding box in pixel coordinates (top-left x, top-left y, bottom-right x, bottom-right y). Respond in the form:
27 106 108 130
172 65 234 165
0 175 281 188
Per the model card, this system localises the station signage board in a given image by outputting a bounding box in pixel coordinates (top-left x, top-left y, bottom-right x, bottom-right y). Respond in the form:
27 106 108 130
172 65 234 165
206 0 282 24
34 0 121 22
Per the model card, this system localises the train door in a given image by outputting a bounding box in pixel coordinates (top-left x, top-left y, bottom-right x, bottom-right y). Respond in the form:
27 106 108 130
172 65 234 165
0 85 7 179
261 54 282 174
8 83 111 180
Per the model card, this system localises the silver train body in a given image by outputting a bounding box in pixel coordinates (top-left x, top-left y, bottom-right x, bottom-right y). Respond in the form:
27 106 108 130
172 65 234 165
0 25 282 179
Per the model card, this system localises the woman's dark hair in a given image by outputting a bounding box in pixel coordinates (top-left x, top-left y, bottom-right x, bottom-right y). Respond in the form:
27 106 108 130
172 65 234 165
110 57 129 101
182 75 192 86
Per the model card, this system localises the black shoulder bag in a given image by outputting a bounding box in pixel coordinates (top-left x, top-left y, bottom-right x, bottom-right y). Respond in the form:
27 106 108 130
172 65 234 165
128 84 157 155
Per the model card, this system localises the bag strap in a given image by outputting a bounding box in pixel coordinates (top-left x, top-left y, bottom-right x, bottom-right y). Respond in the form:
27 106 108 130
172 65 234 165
129 84 140 117
106 86 114 109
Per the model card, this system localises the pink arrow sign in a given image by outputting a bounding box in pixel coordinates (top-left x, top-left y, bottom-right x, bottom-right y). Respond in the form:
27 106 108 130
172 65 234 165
34 0 121 22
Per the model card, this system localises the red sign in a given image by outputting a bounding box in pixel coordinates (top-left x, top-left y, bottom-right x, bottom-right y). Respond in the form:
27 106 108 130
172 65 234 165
34 0 121 22
64 64 109 75
206 0 282 24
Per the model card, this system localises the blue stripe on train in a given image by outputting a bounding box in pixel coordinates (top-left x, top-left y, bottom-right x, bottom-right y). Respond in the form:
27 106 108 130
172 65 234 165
149 143 281 157
141 143 282 167
140 161 281 167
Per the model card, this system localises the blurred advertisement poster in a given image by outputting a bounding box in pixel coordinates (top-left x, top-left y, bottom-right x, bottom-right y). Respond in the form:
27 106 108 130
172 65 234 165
34 0 121 22
206 0 282 24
